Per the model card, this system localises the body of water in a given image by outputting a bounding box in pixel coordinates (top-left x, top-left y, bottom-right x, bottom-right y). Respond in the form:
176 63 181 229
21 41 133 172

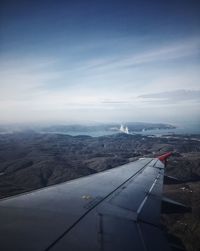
43 124 200 137
1 123 199 137
137 125 200 136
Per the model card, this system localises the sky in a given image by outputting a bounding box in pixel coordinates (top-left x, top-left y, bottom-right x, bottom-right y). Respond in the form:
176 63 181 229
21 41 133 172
0 0 200 126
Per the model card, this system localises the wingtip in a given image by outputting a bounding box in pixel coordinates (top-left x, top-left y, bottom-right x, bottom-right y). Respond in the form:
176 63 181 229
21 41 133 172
158 152 172 162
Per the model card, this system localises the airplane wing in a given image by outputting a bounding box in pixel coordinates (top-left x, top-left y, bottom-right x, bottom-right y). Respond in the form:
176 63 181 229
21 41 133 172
0 154 172 251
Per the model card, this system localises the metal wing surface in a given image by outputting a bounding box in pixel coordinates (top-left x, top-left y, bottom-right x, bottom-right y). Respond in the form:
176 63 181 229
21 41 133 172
0 156 171 251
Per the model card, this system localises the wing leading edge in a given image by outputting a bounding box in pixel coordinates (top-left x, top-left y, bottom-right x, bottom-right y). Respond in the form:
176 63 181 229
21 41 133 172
0 154 172 251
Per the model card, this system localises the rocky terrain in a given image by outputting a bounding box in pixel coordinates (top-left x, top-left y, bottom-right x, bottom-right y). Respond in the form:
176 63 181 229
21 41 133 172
0 132 199 250
163 152 200 251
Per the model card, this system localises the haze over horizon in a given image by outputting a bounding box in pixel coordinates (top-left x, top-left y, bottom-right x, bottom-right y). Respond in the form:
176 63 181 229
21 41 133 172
0 0 200 125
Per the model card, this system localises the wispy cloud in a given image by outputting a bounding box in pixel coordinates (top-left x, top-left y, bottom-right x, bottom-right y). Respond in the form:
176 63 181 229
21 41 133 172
0 57 60 101
0 36 200 123
74 37 200 73
138 89 200 104
101 98 129 104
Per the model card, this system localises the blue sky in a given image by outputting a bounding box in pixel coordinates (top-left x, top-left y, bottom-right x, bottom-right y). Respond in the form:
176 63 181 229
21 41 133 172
0 0 200 125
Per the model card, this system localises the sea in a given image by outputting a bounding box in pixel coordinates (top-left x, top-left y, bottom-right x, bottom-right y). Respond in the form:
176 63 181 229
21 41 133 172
0 123 199 137
43 123 200 137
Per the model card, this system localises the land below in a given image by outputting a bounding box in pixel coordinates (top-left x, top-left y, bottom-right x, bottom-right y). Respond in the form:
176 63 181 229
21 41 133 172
0 131 199 251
